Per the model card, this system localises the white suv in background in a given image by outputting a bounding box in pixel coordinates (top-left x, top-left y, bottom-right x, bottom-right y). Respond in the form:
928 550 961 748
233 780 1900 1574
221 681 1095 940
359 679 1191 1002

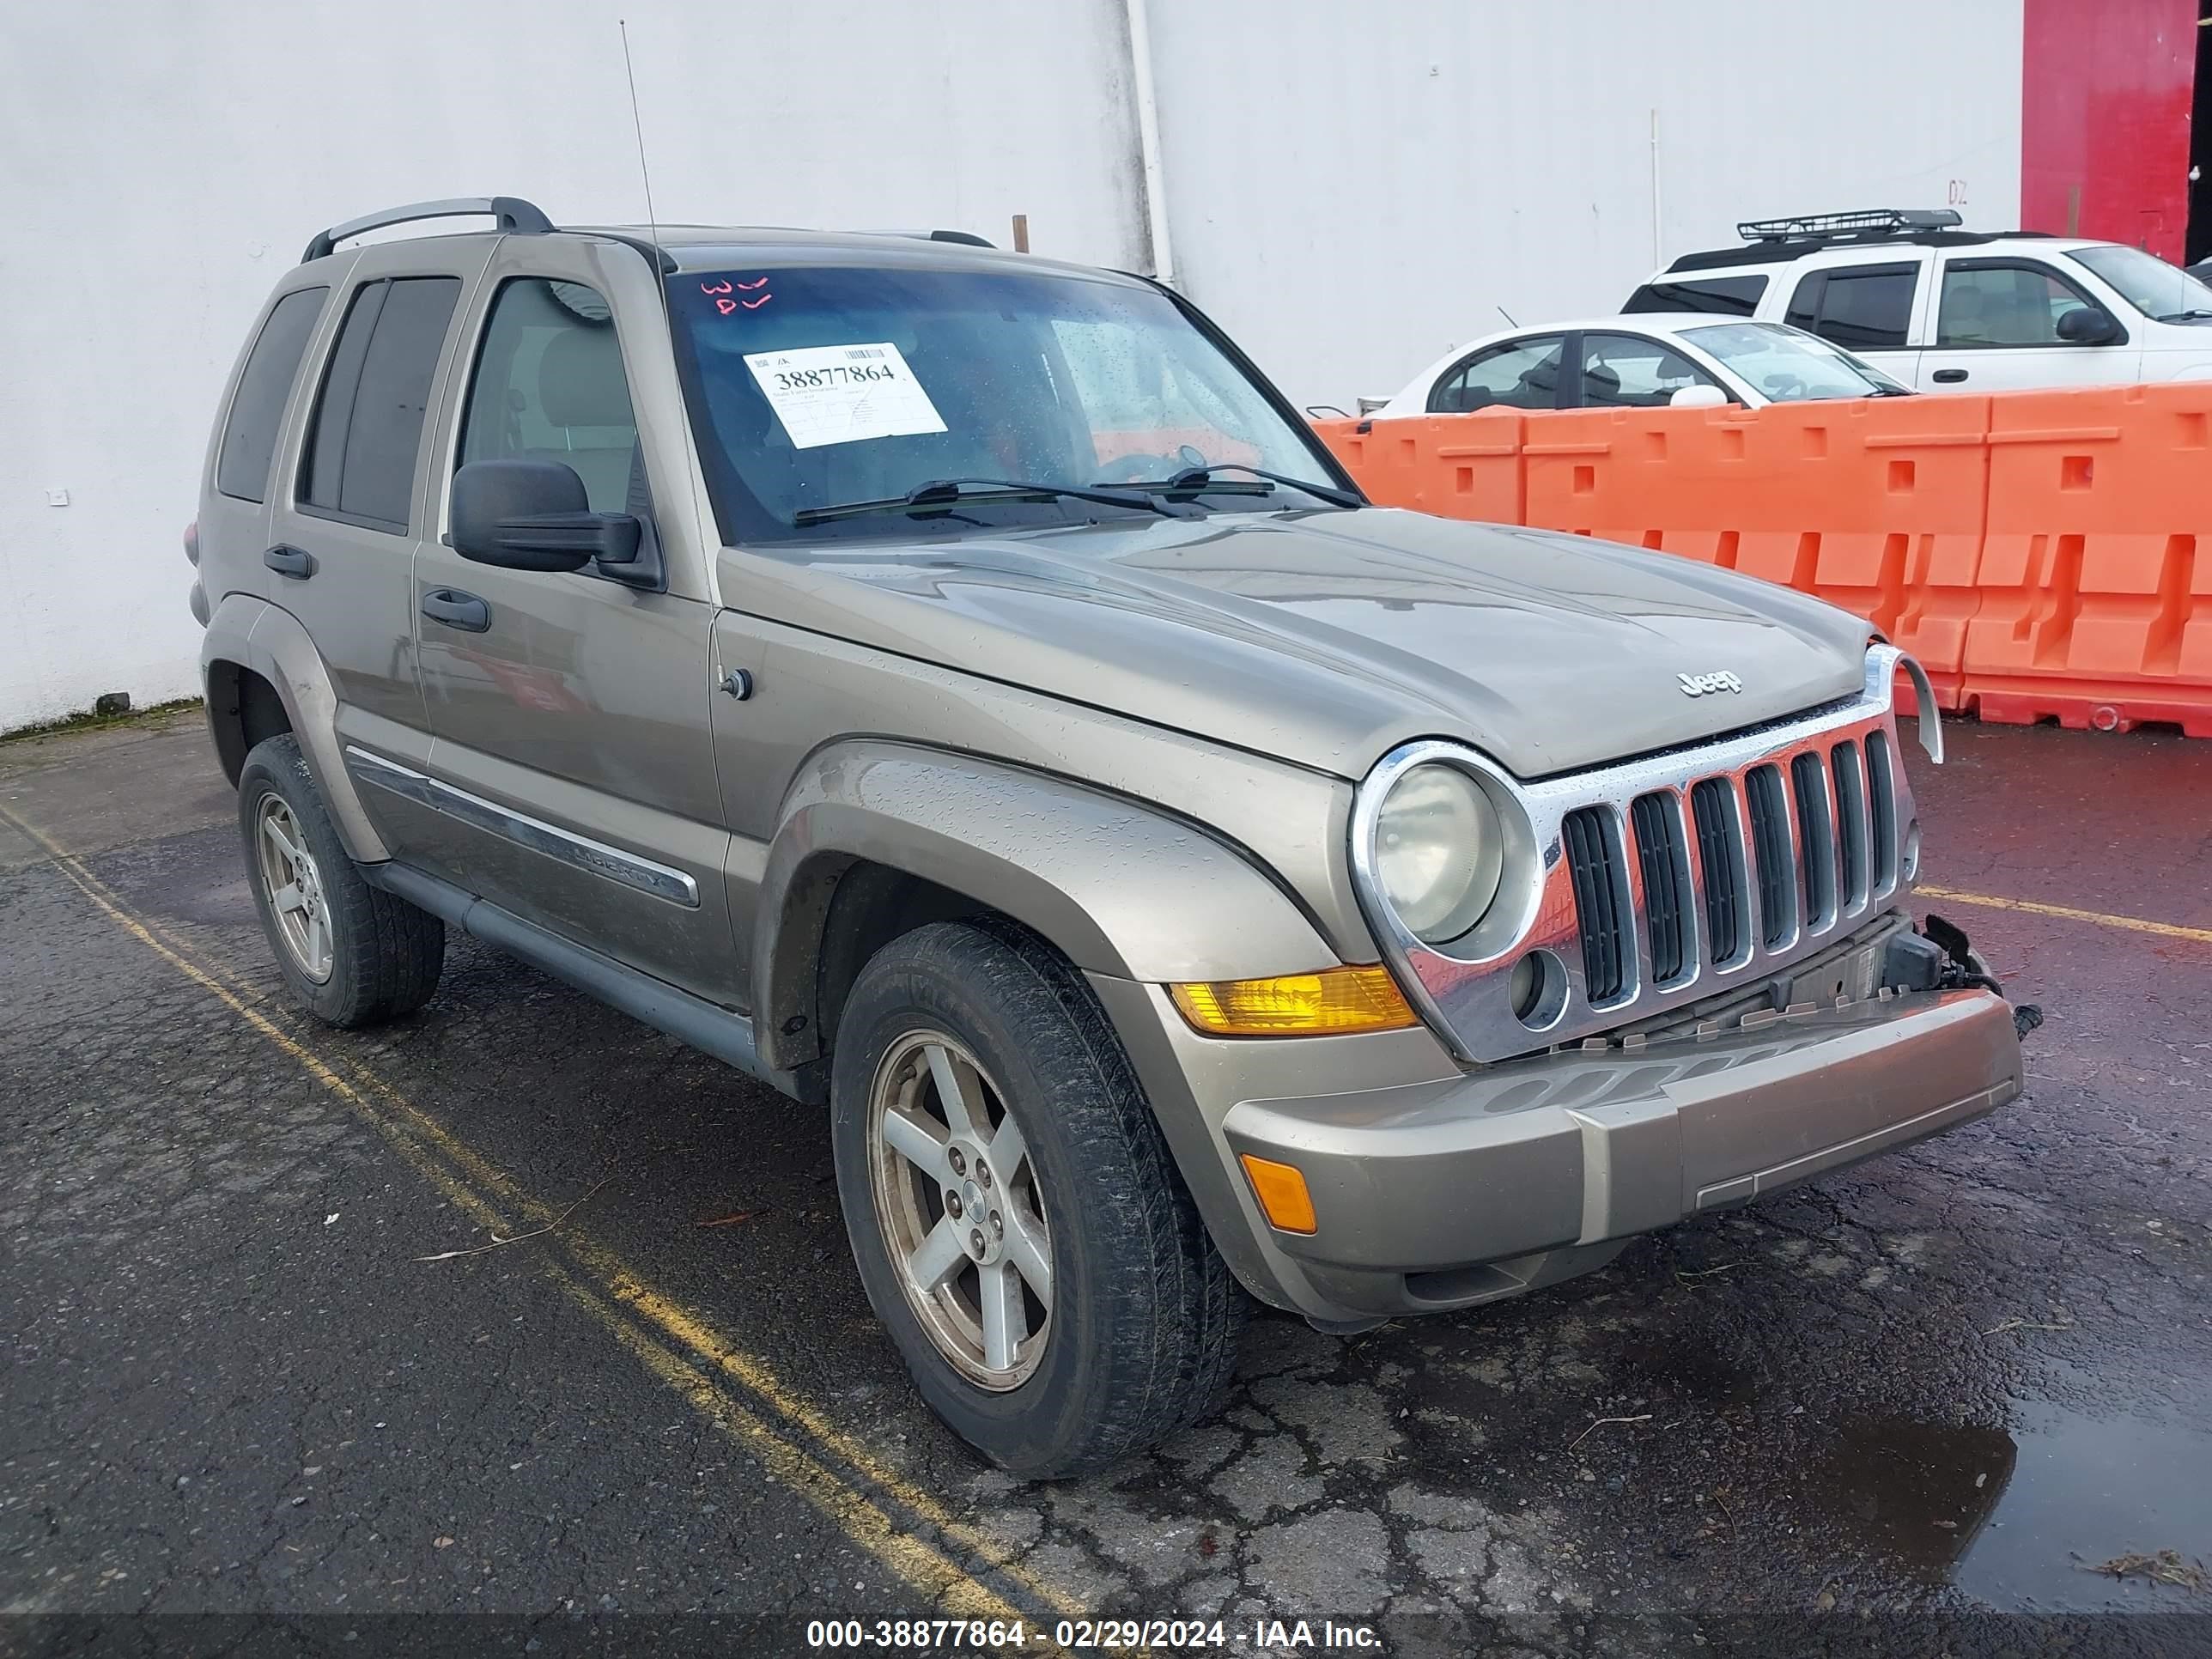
1626 209 2212 392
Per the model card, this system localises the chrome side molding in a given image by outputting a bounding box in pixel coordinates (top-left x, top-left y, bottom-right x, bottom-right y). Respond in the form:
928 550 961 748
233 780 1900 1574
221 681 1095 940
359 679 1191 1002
344 746 700 908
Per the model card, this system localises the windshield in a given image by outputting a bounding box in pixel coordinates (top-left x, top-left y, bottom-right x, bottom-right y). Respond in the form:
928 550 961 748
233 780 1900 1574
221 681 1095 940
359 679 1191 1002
1679 321 1909 401
2069 244 2212 321
668 263 1339 540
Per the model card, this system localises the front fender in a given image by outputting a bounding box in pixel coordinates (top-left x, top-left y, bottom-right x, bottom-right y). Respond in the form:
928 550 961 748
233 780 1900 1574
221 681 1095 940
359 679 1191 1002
754 739 1337 1066
201 594 390 862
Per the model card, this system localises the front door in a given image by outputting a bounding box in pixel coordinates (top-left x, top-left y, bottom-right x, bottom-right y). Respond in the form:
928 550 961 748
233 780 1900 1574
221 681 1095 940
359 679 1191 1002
408 241 740 1006
1913 255 2142 392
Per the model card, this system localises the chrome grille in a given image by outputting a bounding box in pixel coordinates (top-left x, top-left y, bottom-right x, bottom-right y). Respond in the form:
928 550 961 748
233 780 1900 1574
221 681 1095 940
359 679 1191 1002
1358 646 1928 1065
1688 777 1747 969
1745 763 1795 947
1563 807 1629 1003
1630 792 1692 986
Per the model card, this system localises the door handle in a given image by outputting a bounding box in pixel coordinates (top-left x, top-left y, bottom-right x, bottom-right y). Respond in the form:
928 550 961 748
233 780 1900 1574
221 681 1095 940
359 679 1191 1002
263 544 316 580
1930 368 1969 384
421 588 491 632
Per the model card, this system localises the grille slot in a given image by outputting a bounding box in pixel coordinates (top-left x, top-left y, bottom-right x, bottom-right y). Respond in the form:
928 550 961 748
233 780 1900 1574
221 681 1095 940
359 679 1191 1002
1744 764 1796 947
1563 806 1628 1003
1831 739 1869 908
1631 793 1692 984
1790 751 1837 930
1689 778 1745 965
1867 729 1897 889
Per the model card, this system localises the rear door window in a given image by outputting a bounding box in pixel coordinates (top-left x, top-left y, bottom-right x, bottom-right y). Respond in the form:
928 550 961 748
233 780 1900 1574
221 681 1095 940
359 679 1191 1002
1784 263 1918 351
300 276 462 532
1427 335 1568 412
1622 274 1767 316
216 288 329 502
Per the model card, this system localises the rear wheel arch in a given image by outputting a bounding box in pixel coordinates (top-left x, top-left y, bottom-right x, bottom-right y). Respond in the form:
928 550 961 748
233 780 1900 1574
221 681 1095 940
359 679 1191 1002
204 658 292 785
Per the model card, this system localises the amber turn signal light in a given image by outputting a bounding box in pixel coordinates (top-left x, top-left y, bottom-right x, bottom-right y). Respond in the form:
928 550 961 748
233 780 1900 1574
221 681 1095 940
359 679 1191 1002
1238 1154 1318 1235
1169 965 1418 1037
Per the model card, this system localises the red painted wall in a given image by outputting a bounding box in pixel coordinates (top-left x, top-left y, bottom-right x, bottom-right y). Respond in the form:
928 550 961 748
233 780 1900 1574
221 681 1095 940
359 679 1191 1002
2021 0 2197 258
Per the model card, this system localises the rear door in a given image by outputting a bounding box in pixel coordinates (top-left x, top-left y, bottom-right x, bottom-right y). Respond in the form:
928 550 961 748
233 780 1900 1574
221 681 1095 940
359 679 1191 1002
264 238 491 827
406 237 740 1006
1913 254 2142 391
1778 253 1928 386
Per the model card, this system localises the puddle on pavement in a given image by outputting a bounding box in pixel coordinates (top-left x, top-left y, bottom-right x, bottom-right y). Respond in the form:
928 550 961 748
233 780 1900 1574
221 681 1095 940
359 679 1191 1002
1808 1401 2212 1610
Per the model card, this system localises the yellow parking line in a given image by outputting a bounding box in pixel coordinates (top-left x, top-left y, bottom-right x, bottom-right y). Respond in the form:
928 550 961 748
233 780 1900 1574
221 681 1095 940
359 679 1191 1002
1918 884 2212 946
1 805 1071 1630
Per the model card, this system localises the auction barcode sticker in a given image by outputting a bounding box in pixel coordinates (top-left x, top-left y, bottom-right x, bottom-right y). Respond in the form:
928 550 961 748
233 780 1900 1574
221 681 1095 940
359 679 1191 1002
743 342 946 450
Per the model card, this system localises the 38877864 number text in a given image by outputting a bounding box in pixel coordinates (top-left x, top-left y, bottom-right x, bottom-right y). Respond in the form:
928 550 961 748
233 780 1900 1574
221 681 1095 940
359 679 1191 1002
804 1617 1233 1650
769 360 901 392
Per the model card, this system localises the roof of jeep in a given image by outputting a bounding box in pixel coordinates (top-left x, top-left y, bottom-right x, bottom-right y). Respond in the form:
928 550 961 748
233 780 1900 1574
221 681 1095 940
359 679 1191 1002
567 223 1139 283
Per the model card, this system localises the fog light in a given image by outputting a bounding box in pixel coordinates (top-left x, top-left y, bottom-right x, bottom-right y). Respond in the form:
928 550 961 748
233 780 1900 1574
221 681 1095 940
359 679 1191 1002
1509 954 1538 1018
1903 819 1923 882
1170 965 1417 1036
1239 1154 1317 1234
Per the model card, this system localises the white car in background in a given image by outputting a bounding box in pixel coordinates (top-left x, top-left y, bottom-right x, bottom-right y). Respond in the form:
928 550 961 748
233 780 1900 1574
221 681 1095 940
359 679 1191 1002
1626 209 2212 392
1363 314 1908 419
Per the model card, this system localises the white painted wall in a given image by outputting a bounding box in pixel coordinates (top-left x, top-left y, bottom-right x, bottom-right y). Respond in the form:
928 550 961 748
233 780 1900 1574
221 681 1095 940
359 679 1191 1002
1149 0 2025 408
0 0 2021 729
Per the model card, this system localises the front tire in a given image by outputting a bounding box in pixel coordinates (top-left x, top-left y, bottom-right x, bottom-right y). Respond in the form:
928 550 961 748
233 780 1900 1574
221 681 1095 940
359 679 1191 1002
830 921 1242 1478
238 734 444 1028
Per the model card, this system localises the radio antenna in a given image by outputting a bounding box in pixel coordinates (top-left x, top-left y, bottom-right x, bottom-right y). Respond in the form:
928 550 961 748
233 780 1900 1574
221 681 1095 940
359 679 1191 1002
613 18 711 586
619 21 662 250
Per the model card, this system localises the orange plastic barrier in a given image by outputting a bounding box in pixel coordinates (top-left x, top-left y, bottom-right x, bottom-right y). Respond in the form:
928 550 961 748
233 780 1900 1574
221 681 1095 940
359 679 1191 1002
1966 383 2212 736
1315 386 2212 735
1312 413 1522 525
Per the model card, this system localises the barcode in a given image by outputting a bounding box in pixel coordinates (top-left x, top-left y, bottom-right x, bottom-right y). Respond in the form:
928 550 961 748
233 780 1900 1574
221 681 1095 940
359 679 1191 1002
845 348 886 361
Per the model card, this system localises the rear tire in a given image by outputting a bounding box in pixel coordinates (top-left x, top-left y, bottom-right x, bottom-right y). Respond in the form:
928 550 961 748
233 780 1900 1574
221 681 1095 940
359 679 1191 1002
830 920 1242 1478
238 734 444 1028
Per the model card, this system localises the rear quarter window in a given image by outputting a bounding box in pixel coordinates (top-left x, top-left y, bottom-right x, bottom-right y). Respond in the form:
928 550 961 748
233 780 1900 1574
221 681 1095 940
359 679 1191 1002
1622 274 1767 316
216 288 329 502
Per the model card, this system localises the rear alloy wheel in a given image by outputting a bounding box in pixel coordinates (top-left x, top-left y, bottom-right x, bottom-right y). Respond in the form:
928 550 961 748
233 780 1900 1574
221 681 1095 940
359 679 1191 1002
867 1030 1054 1389
831 921 1243 1478
237 734 444 1028
254 793 334 984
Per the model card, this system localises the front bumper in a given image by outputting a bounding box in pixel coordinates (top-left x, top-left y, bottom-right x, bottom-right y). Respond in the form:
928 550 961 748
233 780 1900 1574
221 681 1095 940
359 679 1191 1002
1092 973 2021 1326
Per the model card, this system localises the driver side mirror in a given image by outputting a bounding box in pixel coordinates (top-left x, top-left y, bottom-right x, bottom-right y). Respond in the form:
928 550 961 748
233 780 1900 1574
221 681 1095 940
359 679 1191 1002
2056 307 2122 346
451 459 641 572
1668 384 1729 409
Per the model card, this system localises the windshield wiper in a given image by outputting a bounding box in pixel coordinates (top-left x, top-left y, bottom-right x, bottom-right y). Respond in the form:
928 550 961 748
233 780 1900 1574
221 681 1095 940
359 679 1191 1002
792 477 1175 527
1105 462 1364 508
2156 308 2212 322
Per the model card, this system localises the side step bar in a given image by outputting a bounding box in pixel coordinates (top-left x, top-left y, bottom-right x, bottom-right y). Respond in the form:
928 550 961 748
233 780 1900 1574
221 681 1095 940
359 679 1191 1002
361 860 795 1097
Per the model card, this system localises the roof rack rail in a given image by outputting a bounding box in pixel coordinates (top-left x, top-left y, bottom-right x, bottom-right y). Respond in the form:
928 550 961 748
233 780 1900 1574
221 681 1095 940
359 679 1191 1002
302 196 554 263
863 228 999 248
1736 208 1961 244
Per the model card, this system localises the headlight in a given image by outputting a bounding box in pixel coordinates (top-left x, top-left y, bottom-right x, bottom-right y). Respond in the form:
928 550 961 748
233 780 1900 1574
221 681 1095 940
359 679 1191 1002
1374 763 1504 944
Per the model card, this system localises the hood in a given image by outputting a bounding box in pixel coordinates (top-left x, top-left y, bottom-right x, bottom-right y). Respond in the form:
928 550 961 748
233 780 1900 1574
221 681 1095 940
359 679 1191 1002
732 508 1874 781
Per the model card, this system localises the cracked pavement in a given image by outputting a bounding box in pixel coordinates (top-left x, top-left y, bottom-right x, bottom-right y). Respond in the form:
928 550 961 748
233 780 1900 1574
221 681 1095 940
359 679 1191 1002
3 711 2209 1657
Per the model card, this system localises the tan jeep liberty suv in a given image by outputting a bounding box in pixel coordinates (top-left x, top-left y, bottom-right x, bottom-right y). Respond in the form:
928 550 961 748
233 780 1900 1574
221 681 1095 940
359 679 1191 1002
190 197 2024 1476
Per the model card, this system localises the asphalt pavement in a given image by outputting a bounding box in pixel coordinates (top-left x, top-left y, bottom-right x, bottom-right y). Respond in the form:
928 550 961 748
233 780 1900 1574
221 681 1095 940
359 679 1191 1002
3 708 2208 1659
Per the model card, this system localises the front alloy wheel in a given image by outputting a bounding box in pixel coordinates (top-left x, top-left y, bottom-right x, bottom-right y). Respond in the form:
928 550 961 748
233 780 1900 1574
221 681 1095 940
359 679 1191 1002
868 1031 1054 1389
830 921 1243 1477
